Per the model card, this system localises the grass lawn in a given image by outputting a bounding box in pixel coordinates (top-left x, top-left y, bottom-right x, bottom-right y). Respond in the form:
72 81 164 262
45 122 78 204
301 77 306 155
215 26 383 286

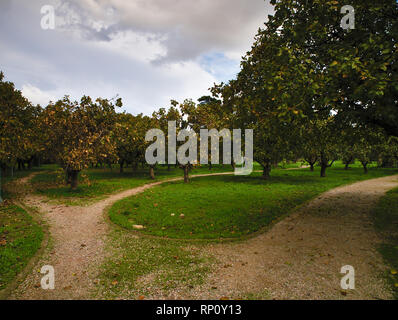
109 162 398 240
31 163 263 206
1 167 44 199
0 204 43 290
97 161 397 299
95 229 213 299
372 187 398 299
0 167 45 292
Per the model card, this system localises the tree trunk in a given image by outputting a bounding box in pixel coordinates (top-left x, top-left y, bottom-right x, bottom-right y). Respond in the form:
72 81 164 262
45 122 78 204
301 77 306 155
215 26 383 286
262 163 271 180
167 164 171 171
320 164 327 178
344 156 353 170
133 163 138 172
66 170 72 185
70 170 79 190
0 168 3 202
149 166 155 180
310 163 315 172
119 160 124 174
184 165 189 183
231 161 236 171
209 162 212 170
362 162 368 174
33 156 39 167
1 165 6 179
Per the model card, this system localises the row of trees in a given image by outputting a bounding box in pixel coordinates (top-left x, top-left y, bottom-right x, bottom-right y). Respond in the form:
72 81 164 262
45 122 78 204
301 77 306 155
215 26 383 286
210 0 398 178
1 69 396 189
0 74 226 189
1 0 397 191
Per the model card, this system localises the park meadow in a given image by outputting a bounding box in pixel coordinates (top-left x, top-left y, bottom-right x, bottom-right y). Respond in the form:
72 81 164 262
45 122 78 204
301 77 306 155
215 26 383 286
0 0 397 301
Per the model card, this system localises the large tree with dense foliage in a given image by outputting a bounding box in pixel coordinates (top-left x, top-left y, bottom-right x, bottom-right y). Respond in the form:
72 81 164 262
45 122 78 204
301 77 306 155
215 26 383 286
0 72 44 182
42 96 120 189
152 102 182 174
353 127 385 174
255 0 398 136
214 0 397 180
299 117 340 177
114 113 154 173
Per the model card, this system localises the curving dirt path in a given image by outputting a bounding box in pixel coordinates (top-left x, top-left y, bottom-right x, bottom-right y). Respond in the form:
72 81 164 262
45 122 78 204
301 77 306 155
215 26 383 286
184 175 398 300
8 172 237 300
7 172 398 300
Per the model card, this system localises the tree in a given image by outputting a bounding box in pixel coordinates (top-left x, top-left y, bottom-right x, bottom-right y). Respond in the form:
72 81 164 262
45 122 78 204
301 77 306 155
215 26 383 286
178 99 197 183
42 96 120 190
152 103 182 173
228 0 397 183
380 136 398 167
353 127 385 174
339 124 357 170
213 38 304 178
299 117 340 177
298 124 319 172
114 113 153 174
140 115 159 179
253 118 292 179
195 95 235 170
0 72 44 191
258 0 398 136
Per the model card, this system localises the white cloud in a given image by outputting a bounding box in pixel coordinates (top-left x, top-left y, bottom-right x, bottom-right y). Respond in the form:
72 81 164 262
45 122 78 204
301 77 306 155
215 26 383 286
55 0 272 62
94 30 167 63
19 58 217 114
21 84 57 106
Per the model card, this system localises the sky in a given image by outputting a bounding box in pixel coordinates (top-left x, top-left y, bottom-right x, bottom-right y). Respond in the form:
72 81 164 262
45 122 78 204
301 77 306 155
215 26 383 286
0 0 273 115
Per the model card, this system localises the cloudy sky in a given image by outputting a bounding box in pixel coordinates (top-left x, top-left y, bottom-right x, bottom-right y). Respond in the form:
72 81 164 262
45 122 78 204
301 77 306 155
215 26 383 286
0 0 273 115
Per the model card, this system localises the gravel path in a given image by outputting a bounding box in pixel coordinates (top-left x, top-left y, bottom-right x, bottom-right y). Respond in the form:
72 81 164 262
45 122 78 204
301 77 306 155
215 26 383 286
8 172 236 300
183 175 398 300
8 172 398 300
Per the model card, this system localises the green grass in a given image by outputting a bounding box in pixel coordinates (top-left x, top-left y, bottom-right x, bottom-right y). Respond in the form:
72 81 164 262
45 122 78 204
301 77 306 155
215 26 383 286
31 164 258 206
95 229 213 299
0 167 45 200
0 167 46 292
100 161 396 299
244 290 271 300
0 204 43 290
372 187 398 299
109 163 397 240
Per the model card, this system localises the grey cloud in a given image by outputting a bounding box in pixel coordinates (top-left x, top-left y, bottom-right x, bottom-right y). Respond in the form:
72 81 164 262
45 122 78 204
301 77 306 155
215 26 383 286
0 0 272 115
54 0 272 62
0 0 12 11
